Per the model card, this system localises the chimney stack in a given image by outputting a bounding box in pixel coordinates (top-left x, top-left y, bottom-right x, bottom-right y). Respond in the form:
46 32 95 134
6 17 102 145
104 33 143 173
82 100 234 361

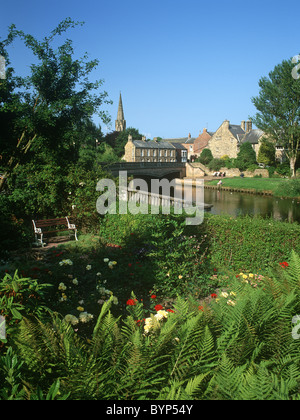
241 121 246 131
128 134 133 142
246 120 252 132
224 120 230 129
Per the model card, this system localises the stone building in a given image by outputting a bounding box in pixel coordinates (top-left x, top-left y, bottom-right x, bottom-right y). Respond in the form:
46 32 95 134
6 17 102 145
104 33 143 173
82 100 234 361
124 135 178 162
205 119 285 163
163 133 196 160
208 119 249 159
115 93 126 132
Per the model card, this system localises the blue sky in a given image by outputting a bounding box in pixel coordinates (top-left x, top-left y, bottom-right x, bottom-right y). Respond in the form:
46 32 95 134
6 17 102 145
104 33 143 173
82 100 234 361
1 0 299 138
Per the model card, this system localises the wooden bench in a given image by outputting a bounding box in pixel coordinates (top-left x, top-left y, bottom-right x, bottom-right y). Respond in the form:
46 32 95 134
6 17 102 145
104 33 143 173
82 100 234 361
32 217 78 247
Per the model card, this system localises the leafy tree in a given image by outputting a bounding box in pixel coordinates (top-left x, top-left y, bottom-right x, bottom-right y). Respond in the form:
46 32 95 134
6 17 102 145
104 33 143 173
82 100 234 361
114 127 142 157
251 57 300 177
257 138 276 166
236 142 257 171
196 148 213 165
0 18 112 191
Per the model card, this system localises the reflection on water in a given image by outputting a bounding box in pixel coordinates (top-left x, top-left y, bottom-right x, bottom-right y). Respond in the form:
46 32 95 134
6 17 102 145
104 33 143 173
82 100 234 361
202 188 300 223
134 176 300 224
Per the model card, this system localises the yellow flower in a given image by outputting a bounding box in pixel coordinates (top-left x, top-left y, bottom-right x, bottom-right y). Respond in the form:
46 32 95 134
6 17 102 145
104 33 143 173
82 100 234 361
230 291 236 297
249 273 254 278
77 306 84 312
178 275 183 279
242 274 248 279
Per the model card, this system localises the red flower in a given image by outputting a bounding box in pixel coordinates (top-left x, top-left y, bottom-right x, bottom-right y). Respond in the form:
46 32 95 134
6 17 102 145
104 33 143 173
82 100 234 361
155 304 164 311
279 261 289 268
167 308 175 313
126 298 137 306
128 263 132 267
198 306 204 311
211 293 217 299
150 295 157 299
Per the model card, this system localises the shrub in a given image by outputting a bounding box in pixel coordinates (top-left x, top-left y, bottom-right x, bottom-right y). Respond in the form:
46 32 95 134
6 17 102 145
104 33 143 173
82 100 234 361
198 213 300 271
2 251 300 400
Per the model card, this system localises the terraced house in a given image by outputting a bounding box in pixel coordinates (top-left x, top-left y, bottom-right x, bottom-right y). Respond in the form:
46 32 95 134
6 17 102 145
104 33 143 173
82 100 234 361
124 135 179 162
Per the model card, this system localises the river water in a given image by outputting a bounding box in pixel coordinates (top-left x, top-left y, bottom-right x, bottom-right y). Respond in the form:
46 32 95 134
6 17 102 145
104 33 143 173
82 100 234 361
203 188 300 223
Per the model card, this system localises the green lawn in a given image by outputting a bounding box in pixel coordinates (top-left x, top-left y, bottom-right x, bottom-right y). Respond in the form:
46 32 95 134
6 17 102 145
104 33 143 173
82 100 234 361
207 177 290 194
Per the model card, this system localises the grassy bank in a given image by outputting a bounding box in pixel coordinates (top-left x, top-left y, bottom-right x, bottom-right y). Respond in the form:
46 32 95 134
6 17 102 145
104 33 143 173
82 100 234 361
207 177 300 198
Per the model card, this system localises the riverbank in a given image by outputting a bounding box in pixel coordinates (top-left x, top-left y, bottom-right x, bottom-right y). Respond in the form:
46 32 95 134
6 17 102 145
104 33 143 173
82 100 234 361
205 177 300 199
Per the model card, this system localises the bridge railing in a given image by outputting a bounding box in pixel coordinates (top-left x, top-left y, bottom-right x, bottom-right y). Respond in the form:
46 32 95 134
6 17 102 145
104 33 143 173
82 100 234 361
107 162 186 170
118 186 198 210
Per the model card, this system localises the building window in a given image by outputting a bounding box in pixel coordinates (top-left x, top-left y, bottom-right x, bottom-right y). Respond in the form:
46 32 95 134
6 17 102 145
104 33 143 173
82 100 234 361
164 150 168 156
153 149 156 156
141 149 144 157
147 149 150 157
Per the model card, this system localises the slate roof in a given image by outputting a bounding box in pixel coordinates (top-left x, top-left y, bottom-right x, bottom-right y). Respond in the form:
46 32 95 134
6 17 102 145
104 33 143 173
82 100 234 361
132 140 175 149
229 124 246 139
240 129 264 144
163 137 196 144
170 142 187 149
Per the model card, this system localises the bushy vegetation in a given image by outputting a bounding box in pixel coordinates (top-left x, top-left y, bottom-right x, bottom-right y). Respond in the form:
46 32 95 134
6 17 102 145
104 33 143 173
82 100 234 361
1 210 300 400
1 245 300 400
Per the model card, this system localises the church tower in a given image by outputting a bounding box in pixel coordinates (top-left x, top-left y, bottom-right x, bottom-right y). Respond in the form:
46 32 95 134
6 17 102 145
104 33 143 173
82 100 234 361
115 92 126 132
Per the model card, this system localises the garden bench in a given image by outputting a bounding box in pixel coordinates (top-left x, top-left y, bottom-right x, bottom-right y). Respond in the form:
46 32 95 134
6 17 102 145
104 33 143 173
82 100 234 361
32 217 78 247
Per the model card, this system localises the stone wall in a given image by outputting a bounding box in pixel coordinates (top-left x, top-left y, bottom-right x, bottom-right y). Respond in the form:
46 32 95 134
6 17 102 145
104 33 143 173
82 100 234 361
208 120 239 159
186 162 206 178
124 140 135 162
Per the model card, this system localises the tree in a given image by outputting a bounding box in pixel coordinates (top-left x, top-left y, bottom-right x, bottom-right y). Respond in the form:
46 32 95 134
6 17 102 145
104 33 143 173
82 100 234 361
113 127 142 158
196 148 213 165
257 138 276 166
0 18 112 191
236 142 257 171
251 57 300 177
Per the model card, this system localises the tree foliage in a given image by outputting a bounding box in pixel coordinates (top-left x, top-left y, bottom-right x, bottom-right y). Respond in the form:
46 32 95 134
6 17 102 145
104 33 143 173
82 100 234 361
236 142 257 170
0 18 112 190
257 138 276 166
251 57 300 176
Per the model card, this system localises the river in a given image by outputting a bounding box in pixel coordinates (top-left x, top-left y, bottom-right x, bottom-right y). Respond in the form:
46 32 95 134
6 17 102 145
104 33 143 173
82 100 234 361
203 188 300 223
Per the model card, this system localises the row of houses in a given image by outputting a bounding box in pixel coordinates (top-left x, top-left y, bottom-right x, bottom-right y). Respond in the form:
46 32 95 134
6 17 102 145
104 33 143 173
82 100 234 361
124 119 285 164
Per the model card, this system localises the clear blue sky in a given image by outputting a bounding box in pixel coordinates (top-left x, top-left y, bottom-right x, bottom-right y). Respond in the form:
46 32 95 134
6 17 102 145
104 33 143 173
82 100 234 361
1 0 299 139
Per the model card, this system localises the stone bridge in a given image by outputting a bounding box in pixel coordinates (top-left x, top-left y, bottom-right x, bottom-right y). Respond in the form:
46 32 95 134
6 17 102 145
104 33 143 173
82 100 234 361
104 162 187 179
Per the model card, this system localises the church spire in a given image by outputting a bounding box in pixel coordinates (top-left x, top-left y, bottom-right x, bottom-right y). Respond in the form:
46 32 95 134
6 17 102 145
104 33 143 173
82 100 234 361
115 92 126 132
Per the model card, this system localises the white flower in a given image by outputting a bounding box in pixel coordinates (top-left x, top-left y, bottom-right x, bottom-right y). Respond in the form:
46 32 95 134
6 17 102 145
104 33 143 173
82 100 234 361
220 292 229 298
59 259 73 266
96 272 101 277
227 299 236 306
64 314 79 325
144 318 153 333
79 312 94 323
72 278 78 285
58 282 67 291
112 296 118 305
86 264 92 271
103 258 109 263
154 310 168 321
